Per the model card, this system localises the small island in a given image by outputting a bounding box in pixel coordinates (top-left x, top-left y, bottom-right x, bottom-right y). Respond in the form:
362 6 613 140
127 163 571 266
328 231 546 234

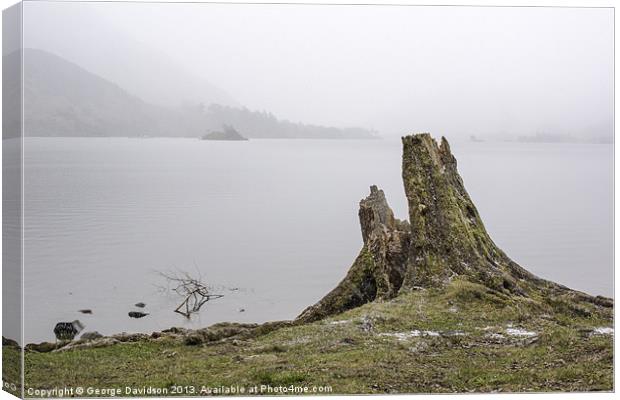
201 125 248 141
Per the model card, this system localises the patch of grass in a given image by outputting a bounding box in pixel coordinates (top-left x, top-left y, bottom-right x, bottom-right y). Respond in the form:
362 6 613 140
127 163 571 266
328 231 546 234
546 297 592 318
257 344 287 353
20 279 613 395
253 370 306 386
2 345 22 396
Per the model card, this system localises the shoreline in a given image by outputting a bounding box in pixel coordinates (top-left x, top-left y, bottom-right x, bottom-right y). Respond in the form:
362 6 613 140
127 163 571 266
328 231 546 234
5 280 614 394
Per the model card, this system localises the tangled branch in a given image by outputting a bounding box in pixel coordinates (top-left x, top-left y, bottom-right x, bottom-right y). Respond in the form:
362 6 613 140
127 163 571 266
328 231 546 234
157 270 223 318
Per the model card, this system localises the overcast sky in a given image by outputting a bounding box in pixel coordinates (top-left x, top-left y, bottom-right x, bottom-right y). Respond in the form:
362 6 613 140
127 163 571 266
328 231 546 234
23 2 613 140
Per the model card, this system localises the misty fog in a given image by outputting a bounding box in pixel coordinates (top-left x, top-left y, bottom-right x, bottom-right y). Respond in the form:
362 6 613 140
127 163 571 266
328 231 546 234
23 3 613 142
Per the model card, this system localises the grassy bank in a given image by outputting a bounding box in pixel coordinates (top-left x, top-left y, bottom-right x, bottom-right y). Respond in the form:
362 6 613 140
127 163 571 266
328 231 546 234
6 279 613 395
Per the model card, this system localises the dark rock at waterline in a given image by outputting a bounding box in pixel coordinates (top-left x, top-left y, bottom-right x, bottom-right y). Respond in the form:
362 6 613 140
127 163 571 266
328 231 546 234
134 302 146 308
128 311 149 318
54 320 84 341
78 309 93 314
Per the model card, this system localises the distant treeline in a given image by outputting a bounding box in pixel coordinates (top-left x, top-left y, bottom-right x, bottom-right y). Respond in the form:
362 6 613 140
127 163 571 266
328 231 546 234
199 104 377 139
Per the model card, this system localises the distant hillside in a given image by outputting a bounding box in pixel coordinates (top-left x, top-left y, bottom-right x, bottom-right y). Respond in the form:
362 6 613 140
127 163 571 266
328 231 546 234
21 48 172 137
10 49 376 139
23 6 238 109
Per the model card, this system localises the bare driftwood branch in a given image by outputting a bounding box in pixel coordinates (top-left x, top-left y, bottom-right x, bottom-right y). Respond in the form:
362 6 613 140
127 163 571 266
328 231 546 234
157 270 223 318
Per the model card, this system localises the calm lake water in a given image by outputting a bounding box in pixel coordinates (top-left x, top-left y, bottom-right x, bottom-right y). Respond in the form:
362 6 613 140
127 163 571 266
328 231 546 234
20 137 613 343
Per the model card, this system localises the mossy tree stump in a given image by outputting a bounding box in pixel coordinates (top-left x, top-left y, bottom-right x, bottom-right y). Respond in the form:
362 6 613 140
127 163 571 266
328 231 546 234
297 133 612 323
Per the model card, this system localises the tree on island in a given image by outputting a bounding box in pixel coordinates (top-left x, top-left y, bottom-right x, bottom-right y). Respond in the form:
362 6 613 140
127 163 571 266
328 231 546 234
201 124 248 141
